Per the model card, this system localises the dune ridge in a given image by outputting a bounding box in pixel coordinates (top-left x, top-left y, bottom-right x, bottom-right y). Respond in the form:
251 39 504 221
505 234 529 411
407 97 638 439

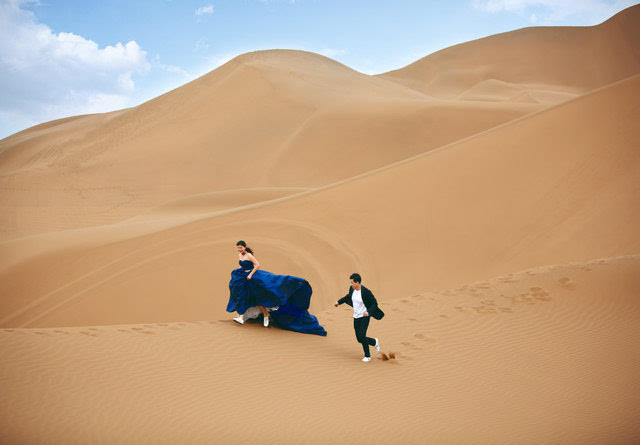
378 5 640 99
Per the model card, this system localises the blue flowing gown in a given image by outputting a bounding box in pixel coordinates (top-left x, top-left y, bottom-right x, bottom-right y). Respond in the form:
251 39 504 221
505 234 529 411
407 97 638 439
227 260 327 336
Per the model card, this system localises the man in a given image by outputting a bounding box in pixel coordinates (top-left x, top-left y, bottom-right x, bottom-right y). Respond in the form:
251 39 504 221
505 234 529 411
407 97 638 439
334 273 385 362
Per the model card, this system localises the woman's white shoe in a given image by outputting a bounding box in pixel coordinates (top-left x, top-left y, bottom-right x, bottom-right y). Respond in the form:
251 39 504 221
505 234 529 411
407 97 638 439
263 315 269 327
233 317 244 325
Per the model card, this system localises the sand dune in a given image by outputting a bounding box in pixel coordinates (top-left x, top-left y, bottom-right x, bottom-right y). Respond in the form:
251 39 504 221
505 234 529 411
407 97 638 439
1 256 639 444
2 73 637 328
1 6 639 443
0 52 539 240
378 5 640 100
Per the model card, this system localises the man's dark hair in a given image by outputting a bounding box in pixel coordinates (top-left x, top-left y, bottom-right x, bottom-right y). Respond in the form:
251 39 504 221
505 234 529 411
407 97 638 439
349 273 361 283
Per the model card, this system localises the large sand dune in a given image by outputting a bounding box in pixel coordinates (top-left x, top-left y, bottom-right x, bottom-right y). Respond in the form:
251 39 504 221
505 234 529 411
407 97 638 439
379 5 640 100
1 4 639 444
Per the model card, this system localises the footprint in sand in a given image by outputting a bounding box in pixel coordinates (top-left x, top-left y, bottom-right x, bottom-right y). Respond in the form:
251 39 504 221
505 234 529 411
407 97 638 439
558 277 576 290
157 323 169 327
79 331 98 337
439 314 449 318
499 307 514 313
412 295 425 300
473 306 497 314
53 330 70 335
35 331 51 336
530 287 552 301
414 333 435 342
480 299 496 306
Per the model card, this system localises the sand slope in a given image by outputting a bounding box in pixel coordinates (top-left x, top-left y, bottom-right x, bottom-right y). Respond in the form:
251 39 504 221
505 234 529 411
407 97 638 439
378 5 640 101
0 50 537 240
1 256 639 444
1 73 637 328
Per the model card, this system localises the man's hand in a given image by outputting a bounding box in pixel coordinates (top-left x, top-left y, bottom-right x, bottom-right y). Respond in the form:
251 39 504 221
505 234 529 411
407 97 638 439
363 311 369 317
334 301 339 307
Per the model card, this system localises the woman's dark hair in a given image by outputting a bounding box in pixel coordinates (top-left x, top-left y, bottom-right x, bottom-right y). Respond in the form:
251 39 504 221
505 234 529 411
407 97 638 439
236 240 253 254
350 273 361 283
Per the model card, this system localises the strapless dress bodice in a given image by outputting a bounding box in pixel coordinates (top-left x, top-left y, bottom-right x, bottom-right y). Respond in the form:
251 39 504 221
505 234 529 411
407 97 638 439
239 260 253 270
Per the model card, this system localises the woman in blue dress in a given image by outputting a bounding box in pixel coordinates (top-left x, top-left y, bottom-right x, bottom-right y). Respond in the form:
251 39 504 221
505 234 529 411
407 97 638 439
226 241 327 336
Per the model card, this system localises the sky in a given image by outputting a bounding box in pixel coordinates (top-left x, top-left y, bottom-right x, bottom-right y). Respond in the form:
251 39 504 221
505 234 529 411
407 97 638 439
0 0 637 139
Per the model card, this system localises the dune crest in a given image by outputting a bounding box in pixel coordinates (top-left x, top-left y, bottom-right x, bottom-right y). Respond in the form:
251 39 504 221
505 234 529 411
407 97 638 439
378 5 640 100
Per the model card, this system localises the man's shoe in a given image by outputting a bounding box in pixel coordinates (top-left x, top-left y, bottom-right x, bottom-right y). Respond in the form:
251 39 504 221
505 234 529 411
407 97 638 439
263 315 269 327
362 357 371 362
375 338 380 353
233 317 244 325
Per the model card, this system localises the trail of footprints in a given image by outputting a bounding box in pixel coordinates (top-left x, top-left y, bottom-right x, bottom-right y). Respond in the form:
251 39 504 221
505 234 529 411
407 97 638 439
2 269 587 364
442 273 576 314
0 321 223 338
388 269 587 359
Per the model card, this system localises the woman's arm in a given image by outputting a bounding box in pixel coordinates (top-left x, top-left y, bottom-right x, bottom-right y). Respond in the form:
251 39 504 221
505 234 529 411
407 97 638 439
246 253 260 279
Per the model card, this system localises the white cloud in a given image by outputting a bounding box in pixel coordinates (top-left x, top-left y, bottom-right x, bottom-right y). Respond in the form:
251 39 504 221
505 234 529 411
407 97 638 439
153 55 191 78
195 5 214 16
472 0 639 24
0 0 151 138
193 38 210 53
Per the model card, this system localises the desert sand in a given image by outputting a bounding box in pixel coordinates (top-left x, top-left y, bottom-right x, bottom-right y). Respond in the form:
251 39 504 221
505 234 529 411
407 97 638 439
1 5 639 444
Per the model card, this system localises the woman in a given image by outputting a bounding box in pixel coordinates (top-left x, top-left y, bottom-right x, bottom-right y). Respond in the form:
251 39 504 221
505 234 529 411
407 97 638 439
226 241 327 336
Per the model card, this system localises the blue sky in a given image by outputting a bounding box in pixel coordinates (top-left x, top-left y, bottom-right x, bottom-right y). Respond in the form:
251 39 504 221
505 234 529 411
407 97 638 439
0 0 637 139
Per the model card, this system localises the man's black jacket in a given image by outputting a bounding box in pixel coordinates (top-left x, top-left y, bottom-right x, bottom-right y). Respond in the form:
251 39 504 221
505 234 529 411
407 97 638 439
337 285 385 320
